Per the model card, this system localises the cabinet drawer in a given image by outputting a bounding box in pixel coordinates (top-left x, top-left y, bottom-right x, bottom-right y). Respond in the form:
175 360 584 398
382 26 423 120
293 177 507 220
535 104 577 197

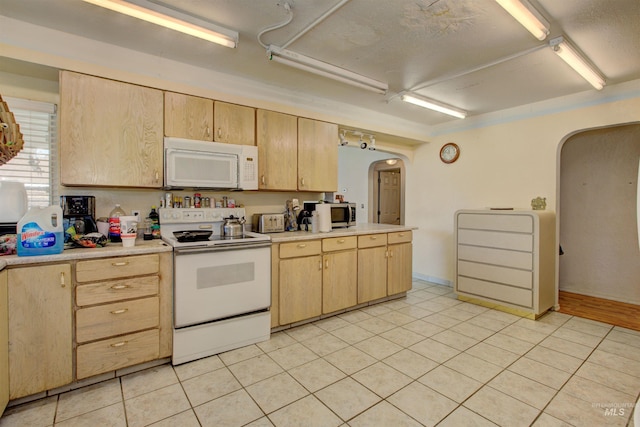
76 329 159 379
458 229 532 251
457 276 532 308
358 234 387 248
322 236 357 252
457 245 533 270
388 231 412 244
76 276 159 307
76 254 159 283
458 260 532 289
280 240 322 258
76 296 159 343
457 213 533 233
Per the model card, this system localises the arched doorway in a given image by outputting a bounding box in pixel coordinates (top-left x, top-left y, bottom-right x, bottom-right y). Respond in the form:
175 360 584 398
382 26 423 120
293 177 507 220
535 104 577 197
370 159 406 224
559 123 640 305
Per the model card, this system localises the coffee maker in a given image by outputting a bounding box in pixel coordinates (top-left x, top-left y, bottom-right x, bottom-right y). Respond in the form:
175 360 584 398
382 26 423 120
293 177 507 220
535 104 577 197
60 195 97 234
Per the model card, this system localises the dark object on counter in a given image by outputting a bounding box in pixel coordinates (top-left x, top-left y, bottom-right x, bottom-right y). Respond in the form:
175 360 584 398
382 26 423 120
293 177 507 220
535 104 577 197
60 195 98 234
70 232 108 248
297 210 312 231
173 230 213 242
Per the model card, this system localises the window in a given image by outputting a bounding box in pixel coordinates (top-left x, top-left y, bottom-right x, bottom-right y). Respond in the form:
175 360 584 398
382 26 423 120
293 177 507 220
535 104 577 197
0 96 57 208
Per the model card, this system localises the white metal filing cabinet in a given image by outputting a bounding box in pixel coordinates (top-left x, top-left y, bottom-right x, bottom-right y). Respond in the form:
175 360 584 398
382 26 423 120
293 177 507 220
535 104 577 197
454 209 556 318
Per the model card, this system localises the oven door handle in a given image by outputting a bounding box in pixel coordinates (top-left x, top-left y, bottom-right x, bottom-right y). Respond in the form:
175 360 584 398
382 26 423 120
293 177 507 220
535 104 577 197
174 241 271 254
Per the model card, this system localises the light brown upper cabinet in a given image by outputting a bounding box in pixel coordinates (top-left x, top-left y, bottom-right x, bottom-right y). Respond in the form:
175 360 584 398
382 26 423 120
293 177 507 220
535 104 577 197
256 109 297 190
297 118 338 192
164 92 214 141
59 71 164 188
213 101 255 145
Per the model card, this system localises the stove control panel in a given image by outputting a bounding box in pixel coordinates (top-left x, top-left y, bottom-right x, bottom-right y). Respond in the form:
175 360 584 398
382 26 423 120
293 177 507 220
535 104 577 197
159 208 246 224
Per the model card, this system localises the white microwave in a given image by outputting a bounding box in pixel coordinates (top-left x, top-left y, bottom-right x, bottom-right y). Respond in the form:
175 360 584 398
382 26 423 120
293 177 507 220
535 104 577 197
164 137 258 190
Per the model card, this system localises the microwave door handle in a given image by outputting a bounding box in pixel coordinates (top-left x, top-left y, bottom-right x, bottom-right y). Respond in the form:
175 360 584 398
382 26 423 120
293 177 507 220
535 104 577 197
348 205 352 224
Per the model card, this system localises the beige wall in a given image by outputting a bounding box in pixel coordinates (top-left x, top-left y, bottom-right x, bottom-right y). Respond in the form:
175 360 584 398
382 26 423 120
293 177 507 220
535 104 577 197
408 97 640 291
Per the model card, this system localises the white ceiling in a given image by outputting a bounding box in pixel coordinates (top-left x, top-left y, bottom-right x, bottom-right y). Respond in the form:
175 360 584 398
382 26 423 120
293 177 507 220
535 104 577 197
1 0 639 137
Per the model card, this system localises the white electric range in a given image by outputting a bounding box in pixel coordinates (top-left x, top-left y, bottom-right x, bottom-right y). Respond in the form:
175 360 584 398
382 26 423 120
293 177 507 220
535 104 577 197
159 208 271 365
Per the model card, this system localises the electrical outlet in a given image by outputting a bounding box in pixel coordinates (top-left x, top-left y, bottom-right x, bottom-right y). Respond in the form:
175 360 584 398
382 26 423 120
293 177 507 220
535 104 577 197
132 210 141 220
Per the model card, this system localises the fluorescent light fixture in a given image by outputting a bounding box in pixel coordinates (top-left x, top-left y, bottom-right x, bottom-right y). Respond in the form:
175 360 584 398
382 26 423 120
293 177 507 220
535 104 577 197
267 45 388 94
550 36 605 90
496 0 550 40
82 0 238 48
401 93 467 119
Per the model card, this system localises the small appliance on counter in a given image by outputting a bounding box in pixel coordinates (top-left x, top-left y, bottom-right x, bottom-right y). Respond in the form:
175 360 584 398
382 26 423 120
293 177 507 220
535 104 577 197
253 213 285 233
303 201 356 228
60 195 98 234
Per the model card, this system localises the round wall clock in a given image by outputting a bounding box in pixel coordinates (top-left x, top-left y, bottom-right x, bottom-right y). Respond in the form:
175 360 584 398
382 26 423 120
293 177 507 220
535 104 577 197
440 142 460 164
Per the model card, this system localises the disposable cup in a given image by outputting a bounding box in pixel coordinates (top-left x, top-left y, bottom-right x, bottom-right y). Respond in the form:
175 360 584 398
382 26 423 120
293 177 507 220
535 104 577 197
121 234 136 247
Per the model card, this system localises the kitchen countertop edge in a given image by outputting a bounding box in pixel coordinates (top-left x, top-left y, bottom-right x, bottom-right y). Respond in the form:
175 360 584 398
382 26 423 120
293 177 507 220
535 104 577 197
268 223 417 243
0 239 172 268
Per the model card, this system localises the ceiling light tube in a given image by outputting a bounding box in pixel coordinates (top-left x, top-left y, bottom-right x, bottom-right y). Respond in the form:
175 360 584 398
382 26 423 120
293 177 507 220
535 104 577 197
401 93 467 119
495 0 550 40
82 0 239 48
549 36 605 90
267 45 388 94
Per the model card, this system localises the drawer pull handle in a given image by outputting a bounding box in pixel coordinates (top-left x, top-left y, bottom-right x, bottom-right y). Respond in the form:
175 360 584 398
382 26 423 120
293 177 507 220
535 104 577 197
111 284 130 290
60 272 66 288
370 236 377 240
110 341 127 348
112 262 129 267
398 233 405 237
298 244 307 248
338 239 345 243
110 308 128 315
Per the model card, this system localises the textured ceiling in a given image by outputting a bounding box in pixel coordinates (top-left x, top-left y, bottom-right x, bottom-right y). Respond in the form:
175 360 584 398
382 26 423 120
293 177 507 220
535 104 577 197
1 0 639 139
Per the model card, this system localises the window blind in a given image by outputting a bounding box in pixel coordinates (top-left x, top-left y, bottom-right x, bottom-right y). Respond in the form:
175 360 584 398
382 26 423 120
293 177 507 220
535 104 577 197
0 97 57 208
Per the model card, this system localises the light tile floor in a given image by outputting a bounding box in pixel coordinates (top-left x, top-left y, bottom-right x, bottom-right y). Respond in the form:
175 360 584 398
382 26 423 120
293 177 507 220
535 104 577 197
2 280 639 426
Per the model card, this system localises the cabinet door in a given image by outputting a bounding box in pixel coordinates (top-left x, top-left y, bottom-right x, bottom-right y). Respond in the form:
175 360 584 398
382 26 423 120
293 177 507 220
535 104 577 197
358 246 388 303
323 250 357 314
279 256 322 324
8 264 72 399
213 101 255 145
164 92 213 140
297 118 338 192
60 71 164 187
387 243 413 295
0 270 8 415
256 109 297 190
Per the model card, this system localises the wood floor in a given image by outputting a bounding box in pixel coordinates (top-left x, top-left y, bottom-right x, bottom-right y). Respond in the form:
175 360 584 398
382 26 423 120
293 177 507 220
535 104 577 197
558 291 640 331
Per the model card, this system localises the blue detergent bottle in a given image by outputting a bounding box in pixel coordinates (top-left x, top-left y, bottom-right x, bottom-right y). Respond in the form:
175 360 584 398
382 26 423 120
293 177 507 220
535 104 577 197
17 205 64 256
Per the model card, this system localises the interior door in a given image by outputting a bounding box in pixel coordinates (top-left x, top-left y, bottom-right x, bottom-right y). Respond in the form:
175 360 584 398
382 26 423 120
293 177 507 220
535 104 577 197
378 169 401 224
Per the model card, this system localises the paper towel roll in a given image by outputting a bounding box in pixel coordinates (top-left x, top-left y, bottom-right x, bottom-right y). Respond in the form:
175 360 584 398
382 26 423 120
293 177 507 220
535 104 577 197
317 204 332 233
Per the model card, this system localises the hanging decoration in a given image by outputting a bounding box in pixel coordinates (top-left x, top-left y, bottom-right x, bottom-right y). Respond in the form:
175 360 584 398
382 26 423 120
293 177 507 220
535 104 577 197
0 94 24 166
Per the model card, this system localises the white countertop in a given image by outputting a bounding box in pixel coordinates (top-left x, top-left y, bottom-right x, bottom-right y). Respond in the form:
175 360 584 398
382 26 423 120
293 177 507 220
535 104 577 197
268 223 416 243
0 239 172 269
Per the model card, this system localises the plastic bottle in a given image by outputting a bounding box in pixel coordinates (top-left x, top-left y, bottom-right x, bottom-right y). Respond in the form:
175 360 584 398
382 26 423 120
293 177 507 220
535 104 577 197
149 206 161 239
108 204 126 242
16 205 64 256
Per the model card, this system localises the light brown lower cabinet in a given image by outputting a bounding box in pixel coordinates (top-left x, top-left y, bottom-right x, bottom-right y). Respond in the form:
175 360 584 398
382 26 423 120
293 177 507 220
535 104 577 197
75 253 170 380
275 231 413 327
278 240 322 325
8 264 73 400
0 270 8 414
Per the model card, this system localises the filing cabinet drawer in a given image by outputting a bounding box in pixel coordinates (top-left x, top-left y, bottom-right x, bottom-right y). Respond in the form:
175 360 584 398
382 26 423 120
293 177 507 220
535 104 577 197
322 236 357 252
457 277 533 308
458 229 533 252
76 276 159 307
280 240 322 258
458 260 533 289
76 329 159 379
76 254 159 283
358 234 387 248
457 213 533 233
76 296 159 343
